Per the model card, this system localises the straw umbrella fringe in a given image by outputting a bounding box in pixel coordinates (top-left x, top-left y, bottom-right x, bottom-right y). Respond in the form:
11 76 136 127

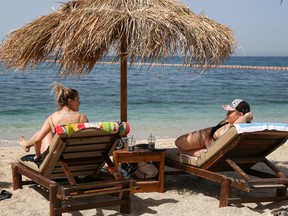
0 0 235 121
0 0 235 76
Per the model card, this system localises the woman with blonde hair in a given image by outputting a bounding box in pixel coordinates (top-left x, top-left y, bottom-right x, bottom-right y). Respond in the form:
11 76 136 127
18 83 88 161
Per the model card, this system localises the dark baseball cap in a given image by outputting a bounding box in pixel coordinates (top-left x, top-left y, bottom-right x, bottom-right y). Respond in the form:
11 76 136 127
222 99 250 114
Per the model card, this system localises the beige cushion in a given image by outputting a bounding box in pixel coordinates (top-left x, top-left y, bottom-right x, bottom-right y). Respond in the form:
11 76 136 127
165 127 238 167
165 148 199 166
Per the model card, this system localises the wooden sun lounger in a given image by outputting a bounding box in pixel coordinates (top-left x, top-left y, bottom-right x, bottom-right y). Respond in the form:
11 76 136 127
11 128 135 216
165 126 288 207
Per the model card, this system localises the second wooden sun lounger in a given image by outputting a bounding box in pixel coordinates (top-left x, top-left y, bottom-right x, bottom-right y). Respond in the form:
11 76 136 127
165 123 288 207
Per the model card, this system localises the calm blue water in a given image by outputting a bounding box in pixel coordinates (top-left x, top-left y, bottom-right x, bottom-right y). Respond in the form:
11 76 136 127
0 56 288 144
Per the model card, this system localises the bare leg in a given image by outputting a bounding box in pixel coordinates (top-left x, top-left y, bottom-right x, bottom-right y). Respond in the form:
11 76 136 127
18 136 32 152
18 131 40 152
175 130 208 150
175 127 213 157
40 132 53 154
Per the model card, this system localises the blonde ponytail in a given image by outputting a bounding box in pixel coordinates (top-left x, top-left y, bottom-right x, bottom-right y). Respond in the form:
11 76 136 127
50 82 79 110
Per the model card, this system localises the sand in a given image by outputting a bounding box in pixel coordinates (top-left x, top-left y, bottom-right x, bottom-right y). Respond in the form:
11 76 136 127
1 139 288 216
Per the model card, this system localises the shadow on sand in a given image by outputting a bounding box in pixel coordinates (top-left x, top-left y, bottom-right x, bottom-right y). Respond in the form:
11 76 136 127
164 159 288 215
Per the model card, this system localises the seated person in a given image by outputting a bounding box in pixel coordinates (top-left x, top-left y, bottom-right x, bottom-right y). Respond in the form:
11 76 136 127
18 83 89 161
175 99 253 157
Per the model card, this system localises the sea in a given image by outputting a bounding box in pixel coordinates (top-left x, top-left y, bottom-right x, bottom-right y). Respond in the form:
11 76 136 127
0 56 288 146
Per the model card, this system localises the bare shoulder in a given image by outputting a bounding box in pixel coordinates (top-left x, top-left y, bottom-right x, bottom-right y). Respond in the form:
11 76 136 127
49 112 58 117
49 112 61 120
79 113 89 123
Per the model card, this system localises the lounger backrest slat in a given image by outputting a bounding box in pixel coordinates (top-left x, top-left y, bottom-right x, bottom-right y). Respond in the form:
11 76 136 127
206 130 288 171
196 127 239 168
39 135 66 173
62 136 116 154
19 128 120 179
47 156 108 179
44 128 119 178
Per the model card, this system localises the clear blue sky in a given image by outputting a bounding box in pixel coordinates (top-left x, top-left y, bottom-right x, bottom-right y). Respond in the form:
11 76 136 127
1 0 287 56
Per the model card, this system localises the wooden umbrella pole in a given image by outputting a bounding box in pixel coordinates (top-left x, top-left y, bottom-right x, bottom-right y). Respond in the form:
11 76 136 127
120 38 128 122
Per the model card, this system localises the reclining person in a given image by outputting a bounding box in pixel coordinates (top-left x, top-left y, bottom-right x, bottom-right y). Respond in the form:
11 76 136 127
175 99 253 157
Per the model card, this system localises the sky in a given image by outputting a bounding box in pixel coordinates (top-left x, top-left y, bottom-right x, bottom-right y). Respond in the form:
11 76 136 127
0 0 288 56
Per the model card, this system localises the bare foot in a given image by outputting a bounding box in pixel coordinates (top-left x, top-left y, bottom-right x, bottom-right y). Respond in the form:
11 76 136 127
18 136 30 152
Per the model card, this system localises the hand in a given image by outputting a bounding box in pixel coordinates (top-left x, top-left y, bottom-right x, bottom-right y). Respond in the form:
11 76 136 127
244 112 253 122
234 112 253 124
34 155 42 162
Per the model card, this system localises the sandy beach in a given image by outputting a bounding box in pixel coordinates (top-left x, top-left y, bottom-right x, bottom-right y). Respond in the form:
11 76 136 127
1 139 288 216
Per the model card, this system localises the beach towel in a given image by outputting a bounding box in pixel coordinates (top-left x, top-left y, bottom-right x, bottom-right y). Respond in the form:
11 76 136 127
56 121 130 137
234 123 288 134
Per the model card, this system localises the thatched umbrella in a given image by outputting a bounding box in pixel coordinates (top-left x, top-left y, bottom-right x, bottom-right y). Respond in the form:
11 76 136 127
0 0 235 121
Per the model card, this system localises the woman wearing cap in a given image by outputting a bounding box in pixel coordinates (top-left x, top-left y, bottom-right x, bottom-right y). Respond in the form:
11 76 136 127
175 99 253 157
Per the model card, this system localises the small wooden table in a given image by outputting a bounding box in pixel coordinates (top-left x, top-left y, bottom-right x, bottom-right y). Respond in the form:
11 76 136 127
113 148 165 193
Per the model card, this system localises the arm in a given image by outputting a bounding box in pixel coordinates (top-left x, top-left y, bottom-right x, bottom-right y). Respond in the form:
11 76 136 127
234 112 253 124
80 113 89 123
214 112 254 140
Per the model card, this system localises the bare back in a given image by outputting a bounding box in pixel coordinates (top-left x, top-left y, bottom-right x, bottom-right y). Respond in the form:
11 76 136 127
49 112 88 133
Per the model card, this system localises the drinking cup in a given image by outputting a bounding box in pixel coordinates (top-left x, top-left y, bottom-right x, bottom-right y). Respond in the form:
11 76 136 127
148 135 156 149
128 137 136 151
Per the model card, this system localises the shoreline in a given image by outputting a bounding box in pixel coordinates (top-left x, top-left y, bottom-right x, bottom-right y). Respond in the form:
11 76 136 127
0 138 178 149
1 140 288 215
